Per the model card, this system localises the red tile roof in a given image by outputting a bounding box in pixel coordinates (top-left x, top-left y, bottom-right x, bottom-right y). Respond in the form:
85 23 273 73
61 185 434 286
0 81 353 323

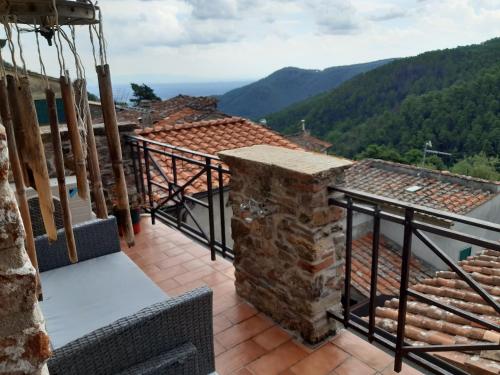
351 233 434 298
345 159 499 215
93 95 229 125
137 116 302 195
371 249 500 375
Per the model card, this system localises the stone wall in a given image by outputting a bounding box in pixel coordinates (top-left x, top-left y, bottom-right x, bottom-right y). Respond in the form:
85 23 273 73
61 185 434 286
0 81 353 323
0 125 51 374
40 122 140 210
219 145 352 344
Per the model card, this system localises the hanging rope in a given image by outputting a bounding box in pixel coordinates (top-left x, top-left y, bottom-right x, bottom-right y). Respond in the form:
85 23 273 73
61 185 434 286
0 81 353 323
0 38 6 80
33 19 49 90
2 17 18 80
13 19 27 76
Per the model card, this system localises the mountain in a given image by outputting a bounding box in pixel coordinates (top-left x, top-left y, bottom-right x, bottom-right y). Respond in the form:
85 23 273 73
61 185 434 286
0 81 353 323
217 59 393 119
266 38 500 159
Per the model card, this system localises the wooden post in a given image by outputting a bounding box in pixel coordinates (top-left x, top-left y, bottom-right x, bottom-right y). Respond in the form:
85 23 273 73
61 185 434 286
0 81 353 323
46 88 78 263
96 64 134 246
0 77 42 298
7 75 57 241
74 79 108 219
59 74 89 201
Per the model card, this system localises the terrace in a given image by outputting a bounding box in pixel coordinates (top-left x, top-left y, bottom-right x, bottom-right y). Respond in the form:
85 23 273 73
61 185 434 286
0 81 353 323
121 217 423 375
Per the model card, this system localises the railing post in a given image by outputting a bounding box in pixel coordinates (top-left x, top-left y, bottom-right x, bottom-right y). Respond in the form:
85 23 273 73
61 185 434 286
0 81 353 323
136 141 146 203
344 196 353 328
206 158 216 261
368 205 381 342
395 207 414 372
143 140 155 225
217 164 227 258
129 140 140 202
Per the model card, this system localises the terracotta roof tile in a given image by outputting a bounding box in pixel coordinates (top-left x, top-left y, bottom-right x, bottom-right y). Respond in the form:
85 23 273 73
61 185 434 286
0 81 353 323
345 159 499 215
351 233 434 298
285 131 333 153
370 249 500 375
137 116 302 196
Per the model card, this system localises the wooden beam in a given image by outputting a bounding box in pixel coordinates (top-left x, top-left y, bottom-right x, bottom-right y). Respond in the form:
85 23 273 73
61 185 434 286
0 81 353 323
74 78 108 219
46 88 78 263
7 75 57 241
0 0 98 26
59 74 89 201
96 64 134 246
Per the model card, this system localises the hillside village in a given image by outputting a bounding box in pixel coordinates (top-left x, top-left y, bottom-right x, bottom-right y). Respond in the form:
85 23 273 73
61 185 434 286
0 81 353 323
0 3 499 375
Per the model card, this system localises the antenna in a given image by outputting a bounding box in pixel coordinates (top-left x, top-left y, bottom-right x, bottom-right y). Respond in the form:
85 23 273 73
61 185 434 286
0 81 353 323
421 140 452 168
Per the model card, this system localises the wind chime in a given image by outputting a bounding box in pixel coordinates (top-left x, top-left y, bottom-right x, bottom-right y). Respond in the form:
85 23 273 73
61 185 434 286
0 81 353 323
0 0 135 293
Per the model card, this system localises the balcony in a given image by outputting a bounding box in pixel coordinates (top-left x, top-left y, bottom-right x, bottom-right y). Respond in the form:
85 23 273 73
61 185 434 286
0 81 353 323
121 217 424 375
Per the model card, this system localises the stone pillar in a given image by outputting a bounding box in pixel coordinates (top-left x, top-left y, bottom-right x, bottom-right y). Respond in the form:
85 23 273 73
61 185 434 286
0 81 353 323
0 125 51 374
219 145 352 344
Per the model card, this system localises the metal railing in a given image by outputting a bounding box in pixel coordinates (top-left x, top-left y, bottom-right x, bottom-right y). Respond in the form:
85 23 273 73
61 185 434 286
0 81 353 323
328 186 500 375
126 135 233 260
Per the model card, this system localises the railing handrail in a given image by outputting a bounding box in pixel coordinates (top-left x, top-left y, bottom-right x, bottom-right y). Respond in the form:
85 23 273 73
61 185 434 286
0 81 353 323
328 186 500 375
126 134 222 161
330 186 500 232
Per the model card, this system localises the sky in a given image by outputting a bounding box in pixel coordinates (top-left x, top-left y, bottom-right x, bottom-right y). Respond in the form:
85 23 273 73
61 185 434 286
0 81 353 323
2 0 500 84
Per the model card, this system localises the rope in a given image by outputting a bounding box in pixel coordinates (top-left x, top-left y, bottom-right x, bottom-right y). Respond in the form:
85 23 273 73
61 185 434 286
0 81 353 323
2 18 18 80
51 0 67 76
0 42 6 79
34 19 49 89
14 19 27 76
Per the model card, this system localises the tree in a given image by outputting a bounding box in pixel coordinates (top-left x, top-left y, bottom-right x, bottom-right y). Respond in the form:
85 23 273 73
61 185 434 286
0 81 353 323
452 153 499 180
87 91 99 101
355 144 404 163
130 83 161 105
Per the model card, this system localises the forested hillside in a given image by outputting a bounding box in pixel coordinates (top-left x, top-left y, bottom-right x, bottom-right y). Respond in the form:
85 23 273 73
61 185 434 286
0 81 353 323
218 59 392 119
266 38 500 163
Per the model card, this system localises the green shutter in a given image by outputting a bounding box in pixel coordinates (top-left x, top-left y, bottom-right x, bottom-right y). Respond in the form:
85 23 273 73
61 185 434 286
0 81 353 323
34 98 66 125
459 247 472 261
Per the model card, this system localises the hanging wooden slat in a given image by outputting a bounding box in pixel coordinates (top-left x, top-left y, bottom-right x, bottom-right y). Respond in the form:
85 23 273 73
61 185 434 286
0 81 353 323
0 77 42 297
96 64 134 246
59 74 89 201
7 75 57 241
46 88 78 263
74 79 108 219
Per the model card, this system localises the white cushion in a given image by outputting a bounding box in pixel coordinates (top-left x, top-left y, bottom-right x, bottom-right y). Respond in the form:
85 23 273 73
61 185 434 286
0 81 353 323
40 252 168 349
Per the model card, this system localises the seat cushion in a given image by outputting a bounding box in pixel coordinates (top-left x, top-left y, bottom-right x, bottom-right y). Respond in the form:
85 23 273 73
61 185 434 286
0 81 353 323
40 252 168 349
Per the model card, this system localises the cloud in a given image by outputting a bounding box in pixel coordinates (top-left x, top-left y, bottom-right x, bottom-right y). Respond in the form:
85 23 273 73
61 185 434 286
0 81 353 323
185 0 239 20
369 8 408 21
309 0 361 35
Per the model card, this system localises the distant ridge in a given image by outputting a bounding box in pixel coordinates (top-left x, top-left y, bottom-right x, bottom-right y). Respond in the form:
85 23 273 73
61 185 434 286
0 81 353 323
266 37 500 160
217 59 394 119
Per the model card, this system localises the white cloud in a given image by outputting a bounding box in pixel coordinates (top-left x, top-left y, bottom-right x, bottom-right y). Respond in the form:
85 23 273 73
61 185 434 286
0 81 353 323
2 0 500 83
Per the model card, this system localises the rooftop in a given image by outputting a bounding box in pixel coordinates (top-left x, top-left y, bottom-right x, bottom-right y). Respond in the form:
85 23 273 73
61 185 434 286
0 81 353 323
285 131 333 153
345 159 499 215
137 117 301 194
93 95 229 125
351 233 435 298
372 249 500 375
121 218 425 375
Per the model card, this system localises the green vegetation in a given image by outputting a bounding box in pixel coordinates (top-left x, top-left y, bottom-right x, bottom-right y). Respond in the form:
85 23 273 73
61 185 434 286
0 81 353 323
218 59 393 119
87 92 99 101
451 153 500 180
130 83 160 105
266 38 500 180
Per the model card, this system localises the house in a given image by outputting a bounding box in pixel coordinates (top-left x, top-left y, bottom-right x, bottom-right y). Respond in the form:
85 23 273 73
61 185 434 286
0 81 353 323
345 159 500 268
3 62 66 124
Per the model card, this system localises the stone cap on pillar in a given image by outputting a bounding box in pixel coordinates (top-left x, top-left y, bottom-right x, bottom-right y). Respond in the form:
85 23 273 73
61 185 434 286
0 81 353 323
219 144 353 179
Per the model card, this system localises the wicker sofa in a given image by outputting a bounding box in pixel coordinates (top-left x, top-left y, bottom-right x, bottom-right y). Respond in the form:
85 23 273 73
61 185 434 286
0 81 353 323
35 217 215 375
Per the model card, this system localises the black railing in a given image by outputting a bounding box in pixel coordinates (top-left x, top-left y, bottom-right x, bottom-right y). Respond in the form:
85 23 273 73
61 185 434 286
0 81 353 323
328 186 500 375
126 135 233 260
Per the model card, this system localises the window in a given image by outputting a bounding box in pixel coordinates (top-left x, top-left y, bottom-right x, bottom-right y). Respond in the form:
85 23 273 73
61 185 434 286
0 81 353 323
459 247 472 261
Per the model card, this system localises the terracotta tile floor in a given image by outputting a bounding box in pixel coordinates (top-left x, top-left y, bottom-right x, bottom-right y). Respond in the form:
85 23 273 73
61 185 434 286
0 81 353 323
120 219 424 375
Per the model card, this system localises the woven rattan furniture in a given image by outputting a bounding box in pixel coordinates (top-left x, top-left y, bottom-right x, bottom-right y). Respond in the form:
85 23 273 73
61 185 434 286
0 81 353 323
35 217 215 375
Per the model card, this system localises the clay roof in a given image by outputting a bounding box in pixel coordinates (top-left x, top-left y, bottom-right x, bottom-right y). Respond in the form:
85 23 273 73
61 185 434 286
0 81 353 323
351 233 434 298
371 249 500 375
93 95 229 125
285 131 332 153
137 116 302 195
345 159 499 215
